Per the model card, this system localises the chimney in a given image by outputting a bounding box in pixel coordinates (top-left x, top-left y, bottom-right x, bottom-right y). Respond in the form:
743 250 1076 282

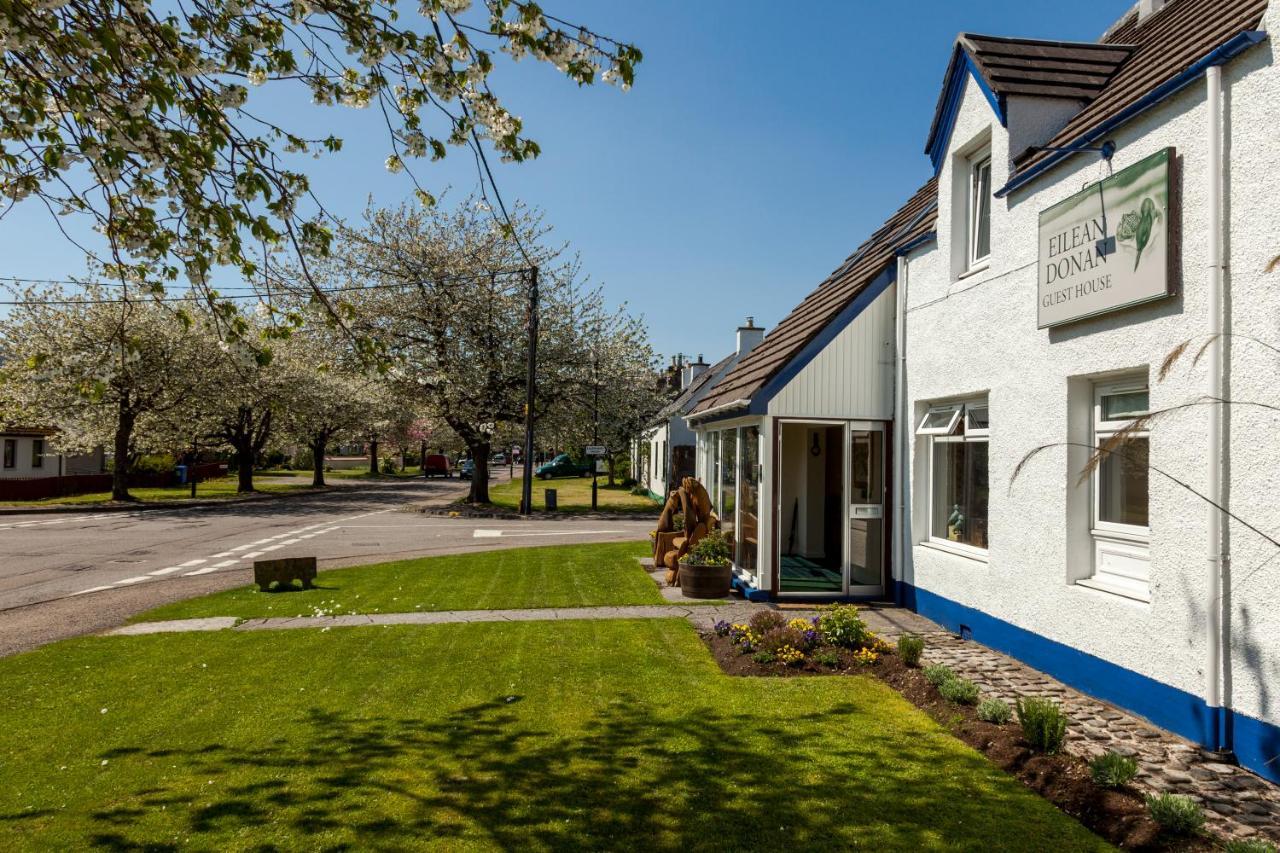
736 317 765 358
683 353 710 387
1137 0 1168 22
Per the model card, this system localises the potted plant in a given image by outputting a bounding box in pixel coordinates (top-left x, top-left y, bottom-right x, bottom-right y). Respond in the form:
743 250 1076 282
679 530 733 599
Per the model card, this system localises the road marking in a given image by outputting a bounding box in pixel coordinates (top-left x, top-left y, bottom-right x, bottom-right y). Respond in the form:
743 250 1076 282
278 538 302 545
473 529 503 538
71 585 114 596
183 559 237 577
178 559 206 567
477 529 625 539
116 576 151 585
148 566 186 576
239 551 264 560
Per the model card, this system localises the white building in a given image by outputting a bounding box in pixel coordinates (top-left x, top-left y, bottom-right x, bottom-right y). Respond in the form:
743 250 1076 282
689 0 1280 783
634 320 764 500
0 428 104 479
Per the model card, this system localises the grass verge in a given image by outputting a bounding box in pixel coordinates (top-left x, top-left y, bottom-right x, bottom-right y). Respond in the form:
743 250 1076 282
0 619 1111 851
0 475 314 507
133 541 661 622
484 476 659 514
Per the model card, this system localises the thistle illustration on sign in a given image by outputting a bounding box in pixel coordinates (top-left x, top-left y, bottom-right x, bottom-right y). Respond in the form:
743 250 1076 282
1116 198 1161 271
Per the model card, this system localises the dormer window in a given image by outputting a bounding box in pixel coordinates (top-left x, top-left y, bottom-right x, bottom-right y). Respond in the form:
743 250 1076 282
967 152 992 269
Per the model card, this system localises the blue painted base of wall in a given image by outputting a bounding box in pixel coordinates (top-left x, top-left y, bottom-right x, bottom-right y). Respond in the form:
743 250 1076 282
731 576 770 602
894 581 1280 785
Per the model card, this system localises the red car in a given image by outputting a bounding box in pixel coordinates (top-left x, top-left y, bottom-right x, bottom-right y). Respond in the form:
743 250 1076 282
422 454 451 478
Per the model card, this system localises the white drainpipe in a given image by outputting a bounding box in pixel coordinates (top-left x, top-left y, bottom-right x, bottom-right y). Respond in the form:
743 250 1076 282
893 257 910 599
1204 64 1227 752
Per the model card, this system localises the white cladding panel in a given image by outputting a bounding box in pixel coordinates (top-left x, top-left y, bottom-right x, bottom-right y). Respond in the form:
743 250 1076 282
767 284 896 420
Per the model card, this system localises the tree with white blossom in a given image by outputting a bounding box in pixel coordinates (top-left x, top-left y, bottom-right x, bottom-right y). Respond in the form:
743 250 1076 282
0 285 213 500
0 0 640 311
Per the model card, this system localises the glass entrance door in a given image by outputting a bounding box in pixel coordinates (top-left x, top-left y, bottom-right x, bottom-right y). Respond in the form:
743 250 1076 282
848 425 886 595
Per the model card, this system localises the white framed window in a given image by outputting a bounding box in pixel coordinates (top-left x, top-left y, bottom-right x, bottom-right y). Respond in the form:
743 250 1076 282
31 438 44 469
968 153 992 269
1085 376 1151 601
918 399 989 554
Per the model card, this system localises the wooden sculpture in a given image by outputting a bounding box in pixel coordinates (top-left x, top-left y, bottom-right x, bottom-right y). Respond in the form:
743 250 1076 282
652 476 717 585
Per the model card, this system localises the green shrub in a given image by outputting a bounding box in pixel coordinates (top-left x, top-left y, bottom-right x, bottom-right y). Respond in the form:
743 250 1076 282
685 530 731 566
748 611 787 634
1089 751 1138 789
977 698 1012 725
923 664 955 687
619 477 637 489
751 651 776 664
816 604 870 649
813 649 841 667
938 677 980 705
1225 840 1278 853
897 634 925 667
630 486 649 497
1145 793 1205 835
1015 697 1068 754
293 448 315 471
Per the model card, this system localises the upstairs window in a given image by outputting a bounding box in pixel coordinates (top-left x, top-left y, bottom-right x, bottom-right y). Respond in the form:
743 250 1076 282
919 399 990 553
968 154 992 268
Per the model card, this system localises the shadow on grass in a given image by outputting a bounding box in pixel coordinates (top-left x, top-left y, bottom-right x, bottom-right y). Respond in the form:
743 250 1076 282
80 696 1094 851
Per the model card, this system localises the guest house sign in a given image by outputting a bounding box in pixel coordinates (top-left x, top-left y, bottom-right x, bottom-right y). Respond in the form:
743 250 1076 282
1037 147 1174 329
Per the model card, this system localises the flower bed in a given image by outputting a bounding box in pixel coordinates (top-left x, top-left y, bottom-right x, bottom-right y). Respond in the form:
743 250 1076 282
701 605 1237 853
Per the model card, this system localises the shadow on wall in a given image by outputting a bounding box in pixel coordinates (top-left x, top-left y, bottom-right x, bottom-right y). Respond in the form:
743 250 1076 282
66 698 1079 850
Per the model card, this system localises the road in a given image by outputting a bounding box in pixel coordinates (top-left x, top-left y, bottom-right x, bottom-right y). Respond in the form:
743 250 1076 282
0 476 652 656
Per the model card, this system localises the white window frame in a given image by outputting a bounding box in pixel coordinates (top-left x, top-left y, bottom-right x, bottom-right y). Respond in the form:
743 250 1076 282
967 153 992 270
916 404 962 436
918 398 990 557
1091 378 1151 541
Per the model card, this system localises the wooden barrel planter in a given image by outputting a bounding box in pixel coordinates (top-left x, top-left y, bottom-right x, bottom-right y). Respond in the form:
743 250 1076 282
679 559 732 599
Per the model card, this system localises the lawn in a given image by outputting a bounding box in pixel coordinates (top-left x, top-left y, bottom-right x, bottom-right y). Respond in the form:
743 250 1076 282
0 619 1111 851
0 475 314 507
133 541 661 622
485 476 661 514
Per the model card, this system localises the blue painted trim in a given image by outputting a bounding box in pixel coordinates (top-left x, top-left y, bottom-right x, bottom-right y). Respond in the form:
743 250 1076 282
927 49 1007 174
996 30 1268 198
731 575 770 602
895 230 937 257
746 265 897 416
895 581 1280 784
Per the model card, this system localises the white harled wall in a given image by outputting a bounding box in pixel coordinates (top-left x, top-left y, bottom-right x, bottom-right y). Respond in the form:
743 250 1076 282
902 27 1280 741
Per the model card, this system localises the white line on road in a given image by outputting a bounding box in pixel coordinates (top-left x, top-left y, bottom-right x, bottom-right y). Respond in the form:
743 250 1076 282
148 566 186 576
116 576 151 585
476 529 625 539
239 551 264 560
178 559 206 567
473 529 504 538
71 585 115 596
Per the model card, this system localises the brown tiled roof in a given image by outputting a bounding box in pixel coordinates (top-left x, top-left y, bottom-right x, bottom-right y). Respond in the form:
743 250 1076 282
691 180 938 417
961 34 1135 101
1009 0 1268 176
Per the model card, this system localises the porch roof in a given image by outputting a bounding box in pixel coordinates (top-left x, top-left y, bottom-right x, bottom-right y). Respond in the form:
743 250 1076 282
689 180 937 421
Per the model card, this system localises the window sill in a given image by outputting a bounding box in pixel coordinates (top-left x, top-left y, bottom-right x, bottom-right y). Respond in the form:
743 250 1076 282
1091 527 1150 545
919 539 989 564
1075 577 1151 604
957 262 991 282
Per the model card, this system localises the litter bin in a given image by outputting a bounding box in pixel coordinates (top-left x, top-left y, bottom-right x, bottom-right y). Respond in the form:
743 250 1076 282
544 488 557 511
175 464 188 485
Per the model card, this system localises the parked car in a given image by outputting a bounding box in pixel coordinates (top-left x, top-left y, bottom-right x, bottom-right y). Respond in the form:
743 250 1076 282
535 453 591 479
459 458 474 478
492 452 507 465
422 454 451 478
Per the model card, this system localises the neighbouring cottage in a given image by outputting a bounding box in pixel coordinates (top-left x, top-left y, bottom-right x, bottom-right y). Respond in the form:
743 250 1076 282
0 427 104 479
633 319 764 500
688 0 1280 784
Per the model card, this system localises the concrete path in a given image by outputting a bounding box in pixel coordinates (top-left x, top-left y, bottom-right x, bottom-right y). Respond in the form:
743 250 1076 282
106 601 938 637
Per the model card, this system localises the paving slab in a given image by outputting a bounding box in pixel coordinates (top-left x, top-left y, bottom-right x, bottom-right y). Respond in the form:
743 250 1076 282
107 617 240 636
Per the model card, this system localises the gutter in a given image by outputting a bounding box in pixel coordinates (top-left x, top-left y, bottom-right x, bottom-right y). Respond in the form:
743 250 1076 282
687 398 752 425
995 30 1267 199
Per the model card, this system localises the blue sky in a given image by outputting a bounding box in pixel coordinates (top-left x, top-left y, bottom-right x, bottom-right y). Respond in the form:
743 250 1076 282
0 0 1128 359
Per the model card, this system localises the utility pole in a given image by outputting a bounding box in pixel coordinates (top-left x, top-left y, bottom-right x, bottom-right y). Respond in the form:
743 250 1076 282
520 266 538 515
591 343 599 511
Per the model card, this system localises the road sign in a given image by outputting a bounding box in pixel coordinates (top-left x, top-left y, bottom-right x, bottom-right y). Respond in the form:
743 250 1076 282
585 445 607 457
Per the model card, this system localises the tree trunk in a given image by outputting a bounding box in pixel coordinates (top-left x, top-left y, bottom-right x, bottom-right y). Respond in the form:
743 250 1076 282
111 402 136 502
420 440 427 478
310 434 328 488
369 438 379 475
236 446 254 493
607 455 617 486
467 439 492 504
